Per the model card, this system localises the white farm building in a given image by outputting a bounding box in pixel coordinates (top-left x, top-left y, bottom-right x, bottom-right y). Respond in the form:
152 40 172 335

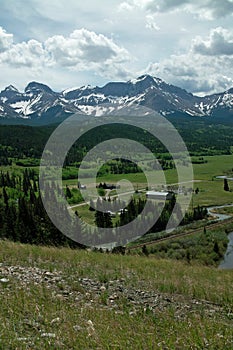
146 191 173 201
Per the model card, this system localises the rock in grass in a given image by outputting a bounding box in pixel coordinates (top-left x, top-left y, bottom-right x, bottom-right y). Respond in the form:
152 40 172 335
41 333 56 338
0 278 9 284
100 285 106 292
50 317 60 325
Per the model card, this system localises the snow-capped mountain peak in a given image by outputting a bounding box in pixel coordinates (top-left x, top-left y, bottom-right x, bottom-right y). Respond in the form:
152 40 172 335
0 75 232 122
25 82 54 94
4 85 19 93
130 74 162 86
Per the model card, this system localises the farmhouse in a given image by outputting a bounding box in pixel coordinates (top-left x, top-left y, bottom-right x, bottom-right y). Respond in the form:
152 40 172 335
146 191 174 200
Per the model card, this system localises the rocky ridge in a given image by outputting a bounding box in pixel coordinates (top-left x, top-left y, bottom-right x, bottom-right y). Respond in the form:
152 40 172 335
0 75 232 122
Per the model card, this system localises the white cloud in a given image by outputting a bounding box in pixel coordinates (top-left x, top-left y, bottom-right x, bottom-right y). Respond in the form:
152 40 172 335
147 0 188 13
192 27 233 56
145 28 233 95
147 56 233 95
145 14 160 31
118 0 152 12
0 27 13 52
193 0 233 20
151 0 233 19
120 0 233 20
0 27 131 80
118 2 134 11
0 39 48 68
45 29 130 66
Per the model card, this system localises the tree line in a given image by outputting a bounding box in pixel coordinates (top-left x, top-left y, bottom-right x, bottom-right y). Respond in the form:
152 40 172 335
0 170 81 247
0 169 208 248
92 194 208 234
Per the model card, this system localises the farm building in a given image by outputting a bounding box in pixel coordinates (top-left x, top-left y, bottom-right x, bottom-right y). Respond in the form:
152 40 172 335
146 191 174 200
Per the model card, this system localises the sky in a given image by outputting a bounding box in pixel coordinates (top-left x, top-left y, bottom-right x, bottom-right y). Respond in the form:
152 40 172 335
0 0 233 96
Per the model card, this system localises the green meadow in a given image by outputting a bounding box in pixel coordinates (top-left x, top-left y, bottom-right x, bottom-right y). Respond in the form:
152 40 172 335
63 154 233 209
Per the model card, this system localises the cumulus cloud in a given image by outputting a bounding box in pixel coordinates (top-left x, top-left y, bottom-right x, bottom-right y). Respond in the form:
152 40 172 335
45 28 129 66
147 56 233 95
120 0 233 19
0 39 48 68
195 0 233 20
0 27 131 80
0 26 13 52
192 27 233 56
145 28 233 95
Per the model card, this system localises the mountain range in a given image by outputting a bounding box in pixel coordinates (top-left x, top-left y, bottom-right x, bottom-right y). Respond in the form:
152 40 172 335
0 75 232 123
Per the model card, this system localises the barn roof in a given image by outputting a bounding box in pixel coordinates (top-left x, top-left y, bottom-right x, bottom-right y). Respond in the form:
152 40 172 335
146 191 170 196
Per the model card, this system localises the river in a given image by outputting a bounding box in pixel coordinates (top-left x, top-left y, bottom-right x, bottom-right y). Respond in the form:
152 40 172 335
94 203 233 264
219 232 233 269
207 205 233 270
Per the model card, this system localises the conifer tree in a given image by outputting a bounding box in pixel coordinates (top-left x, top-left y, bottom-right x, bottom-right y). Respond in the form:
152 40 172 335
224 178 230 191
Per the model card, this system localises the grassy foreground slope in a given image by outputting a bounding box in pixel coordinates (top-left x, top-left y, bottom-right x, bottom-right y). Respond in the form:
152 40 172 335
0 241 233 349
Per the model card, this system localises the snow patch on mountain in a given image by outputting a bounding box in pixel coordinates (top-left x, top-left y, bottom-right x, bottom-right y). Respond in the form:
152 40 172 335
63 87 81 95
221 93 233 107
0 75 232 121
10 100 32 116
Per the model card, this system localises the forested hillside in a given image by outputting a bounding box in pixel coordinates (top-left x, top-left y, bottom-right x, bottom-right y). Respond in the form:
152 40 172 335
1 119 233 165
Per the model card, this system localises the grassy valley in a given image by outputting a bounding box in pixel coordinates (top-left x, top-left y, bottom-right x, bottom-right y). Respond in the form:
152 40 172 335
1 119 233 348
